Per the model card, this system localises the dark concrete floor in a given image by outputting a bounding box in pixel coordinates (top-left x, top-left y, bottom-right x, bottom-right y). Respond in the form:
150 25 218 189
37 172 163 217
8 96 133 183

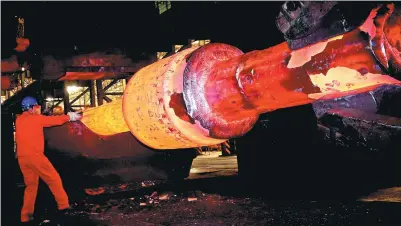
3 152 401 226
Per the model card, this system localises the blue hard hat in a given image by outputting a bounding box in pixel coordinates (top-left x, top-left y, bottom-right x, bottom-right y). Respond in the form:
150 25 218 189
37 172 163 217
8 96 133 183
21 96 38 111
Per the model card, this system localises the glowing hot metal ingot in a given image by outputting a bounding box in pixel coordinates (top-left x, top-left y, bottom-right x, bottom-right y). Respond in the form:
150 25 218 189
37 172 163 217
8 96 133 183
81 47 226 149
80 4 401 150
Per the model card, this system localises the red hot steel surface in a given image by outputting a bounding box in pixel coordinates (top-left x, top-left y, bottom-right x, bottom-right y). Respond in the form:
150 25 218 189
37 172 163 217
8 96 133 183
369 4 401 73
50 4 399 150
183 3 401 139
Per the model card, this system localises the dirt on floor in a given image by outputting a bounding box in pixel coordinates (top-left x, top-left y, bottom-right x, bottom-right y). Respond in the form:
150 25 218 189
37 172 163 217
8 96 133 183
4 152 401 226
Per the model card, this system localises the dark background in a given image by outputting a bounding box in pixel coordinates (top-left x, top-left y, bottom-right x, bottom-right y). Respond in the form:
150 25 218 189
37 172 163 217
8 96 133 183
1 1 285 60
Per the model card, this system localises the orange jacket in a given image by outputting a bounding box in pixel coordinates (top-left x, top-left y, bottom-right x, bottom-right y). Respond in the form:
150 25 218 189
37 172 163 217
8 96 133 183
15 112 70 157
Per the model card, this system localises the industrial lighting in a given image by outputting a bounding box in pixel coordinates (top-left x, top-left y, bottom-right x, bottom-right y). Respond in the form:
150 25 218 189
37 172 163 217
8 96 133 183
67 85 80 93
21 67 25 71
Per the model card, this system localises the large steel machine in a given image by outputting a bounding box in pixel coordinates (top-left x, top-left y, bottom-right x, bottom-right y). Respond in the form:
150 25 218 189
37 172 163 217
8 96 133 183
5 2 401 190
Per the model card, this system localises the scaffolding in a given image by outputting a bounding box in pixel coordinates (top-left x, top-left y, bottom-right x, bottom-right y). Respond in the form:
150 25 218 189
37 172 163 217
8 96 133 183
1 70 35 104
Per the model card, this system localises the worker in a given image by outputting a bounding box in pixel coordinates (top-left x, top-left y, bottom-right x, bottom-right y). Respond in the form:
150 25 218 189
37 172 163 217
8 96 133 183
15 96 82 224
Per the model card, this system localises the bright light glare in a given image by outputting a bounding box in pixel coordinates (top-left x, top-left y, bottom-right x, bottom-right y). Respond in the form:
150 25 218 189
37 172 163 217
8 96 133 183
46 97 54 101
67 85 81 93
21 67 25 71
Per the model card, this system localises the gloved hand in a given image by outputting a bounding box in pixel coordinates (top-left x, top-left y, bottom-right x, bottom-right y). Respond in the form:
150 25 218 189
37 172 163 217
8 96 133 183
67 112 82 122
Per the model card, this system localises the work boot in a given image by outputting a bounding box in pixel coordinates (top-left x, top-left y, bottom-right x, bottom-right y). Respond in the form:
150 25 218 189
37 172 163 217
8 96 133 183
59 207 75 217
20 219 39 226
57 207 80 225
20 214 38 226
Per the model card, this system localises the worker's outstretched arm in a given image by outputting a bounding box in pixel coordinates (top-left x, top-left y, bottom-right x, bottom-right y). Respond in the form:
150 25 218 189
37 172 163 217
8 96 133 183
40 112 82 127
40 115 70 127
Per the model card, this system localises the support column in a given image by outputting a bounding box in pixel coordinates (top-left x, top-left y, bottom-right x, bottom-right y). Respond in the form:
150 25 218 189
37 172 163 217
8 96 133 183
63 81 70 114
89 80 96 107
96 80 104 106
40 90 46 113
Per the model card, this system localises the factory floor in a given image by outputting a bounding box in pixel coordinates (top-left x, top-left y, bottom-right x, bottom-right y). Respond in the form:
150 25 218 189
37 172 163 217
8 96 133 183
3 152 401 226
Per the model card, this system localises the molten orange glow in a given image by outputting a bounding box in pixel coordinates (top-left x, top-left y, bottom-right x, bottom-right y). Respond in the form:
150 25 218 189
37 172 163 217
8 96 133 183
384 10 401 53
74 5 401 148
308 67 401 99
79 48 226 149
288 35 344 68
186 5 401 139
123 47 226 149
359 6 379 38
85 187 105 196
359 3 401 73
81 99 130 136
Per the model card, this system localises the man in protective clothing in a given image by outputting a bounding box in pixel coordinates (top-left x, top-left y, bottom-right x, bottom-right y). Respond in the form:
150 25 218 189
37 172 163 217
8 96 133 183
15 96 82 224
